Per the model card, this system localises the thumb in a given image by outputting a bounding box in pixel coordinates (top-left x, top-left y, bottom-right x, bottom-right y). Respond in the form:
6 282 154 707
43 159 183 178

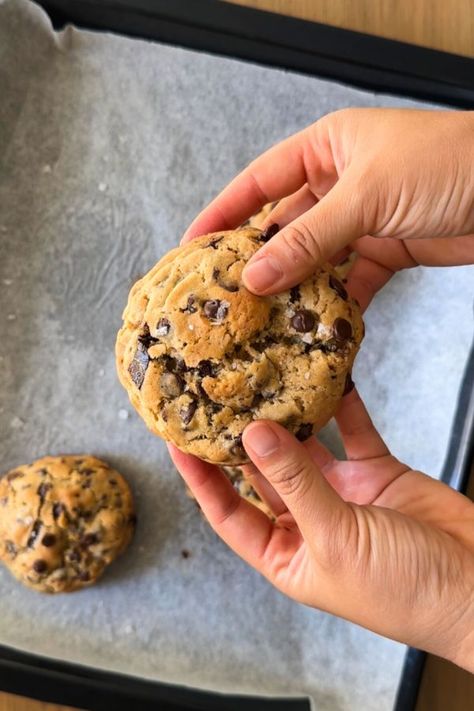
242 173 367 294
242 421 347 540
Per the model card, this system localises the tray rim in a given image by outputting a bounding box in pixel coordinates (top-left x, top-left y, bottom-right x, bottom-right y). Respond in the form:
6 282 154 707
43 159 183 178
5 0 474 708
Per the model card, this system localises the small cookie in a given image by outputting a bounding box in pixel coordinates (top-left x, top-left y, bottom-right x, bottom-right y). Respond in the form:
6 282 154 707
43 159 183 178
116 227 364 465
0 456 136 593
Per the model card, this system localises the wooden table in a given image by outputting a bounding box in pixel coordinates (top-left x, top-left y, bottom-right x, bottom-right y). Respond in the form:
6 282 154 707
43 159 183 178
3 1 472 709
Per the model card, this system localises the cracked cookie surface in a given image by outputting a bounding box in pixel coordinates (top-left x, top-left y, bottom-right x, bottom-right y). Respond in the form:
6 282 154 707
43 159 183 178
0 455 135 593
116 227 364 465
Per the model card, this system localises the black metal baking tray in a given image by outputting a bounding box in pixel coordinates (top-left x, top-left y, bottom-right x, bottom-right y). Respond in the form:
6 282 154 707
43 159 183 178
8 1 474 708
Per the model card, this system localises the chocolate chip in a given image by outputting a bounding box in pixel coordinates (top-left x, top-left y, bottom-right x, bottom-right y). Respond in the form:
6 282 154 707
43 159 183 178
5 541 16 557
198 360 215 377
37 482 52 502
160 372 184 398
52 502 64 520
41 533 57 547
81 533 99 547
289 286 300 303
329 275 348 301
206 236 224 249
229 435 244 456
109 479 118 486
79 468 94 476
70 549 81 562
180 295 197 314
322 339 339 353
291 310 317 333
343 373 355 395
180 400 197 426
27 520 42 548
6 471 23 482
212 268 239 293
79 571 91 582
259 223 279 242
295 423 313 441
33 559 47 574
128 341 149 389
156 318 171 336
203 299 229 322
333 318 352 341
137 324 156 348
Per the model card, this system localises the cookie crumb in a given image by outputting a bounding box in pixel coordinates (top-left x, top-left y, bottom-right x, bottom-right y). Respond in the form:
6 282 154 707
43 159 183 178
42 164 52 174
7 314 16 321
118 408 129 420
181 549 190 559
98 182 107 192
2 279 12 286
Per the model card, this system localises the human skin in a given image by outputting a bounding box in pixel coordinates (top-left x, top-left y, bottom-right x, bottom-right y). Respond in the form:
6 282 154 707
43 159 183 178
174 108 474 670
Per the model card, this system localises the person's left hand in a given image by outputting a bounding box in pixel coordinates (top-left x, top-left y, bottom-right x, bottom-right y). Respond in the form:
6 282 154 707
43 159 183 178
169 390 474 671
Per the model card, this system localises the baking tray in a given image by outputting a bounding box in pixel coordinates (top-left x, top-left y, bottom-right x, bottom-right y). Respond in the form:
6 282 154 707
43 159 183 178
5 1 474 709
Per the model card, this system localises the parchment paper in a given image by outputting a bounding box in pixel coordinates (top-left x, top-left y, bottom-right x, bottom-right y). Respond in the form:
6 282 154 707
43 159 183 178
0 1 473 709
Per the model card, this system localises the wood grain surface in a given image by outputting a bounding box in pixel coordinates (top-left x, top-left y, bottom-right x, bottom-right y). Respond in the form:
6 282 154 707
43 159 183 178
4 1 472 709
226 0 474 57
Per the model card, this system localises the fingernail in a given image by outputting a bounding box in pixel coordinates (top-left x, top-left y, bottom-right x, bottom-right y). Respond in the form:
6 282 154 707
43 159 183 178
243 254 283 293
244 423 280 458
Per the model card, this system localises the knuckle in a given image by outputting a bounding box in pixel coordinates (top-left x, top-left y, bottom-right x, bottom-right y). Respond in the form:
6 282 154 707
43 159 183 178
280 222 323 266
267 459 312 501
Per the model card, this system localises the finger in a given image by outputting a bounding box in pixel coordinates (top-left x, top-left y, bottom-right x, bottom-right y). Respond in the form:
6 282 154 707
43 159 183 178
305 437 337 471
242 172 368 294
243 421 347 541
345 254 395 312
168 444 293 571
262 185 318 230
181 117 342 243
335 389 390 461
241 462 288 517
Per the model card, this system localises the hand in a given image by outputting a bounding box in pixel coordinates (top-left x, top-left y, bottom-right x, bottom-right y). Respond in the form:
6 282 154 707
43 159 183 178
182 108 474 299
169 390 474 672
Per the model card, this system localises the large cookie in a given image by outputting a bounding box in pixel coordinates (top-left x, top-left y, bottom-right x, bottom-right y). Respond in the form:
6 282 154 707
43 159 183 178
0 455 136 593
116 227 364 465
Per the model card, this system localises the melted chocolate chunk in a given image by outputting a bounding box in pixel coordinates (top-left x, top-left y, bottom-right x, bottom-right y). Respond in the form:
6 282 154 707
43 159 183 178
180 295 197 314
343 373 355 395
291 309 317 333
137 324 156 348
81 533 99 547
289 286 300 303
333 318 352 341
79 571 91 582
198 360 215 377
27 520 42 548
329 275 348 301
295 423 313 442
5 541 16 557
79 468 94 476
180 400 197 426
52 502 64 520
33 559 47 574
229 435 244 456
37 482 52 502
128 341 149 389
6 471 23 482
259 223 279 242
203 299 229 322
156 318 171 336
206 236 224 249
41 533 57 547
160 372 184 398
70 549 81 562
212 268 239 293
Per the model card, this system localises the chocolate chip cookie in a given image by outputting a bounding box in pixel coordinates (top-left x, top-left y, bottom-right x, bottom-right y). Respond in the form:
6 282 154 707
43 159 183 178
116 227 364 465
0 455 136 593
225 467 273 518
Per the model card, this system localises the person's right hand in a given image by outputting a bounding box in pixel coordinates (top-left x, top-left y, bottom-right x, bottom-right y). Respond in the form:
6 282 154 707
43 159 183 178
182 108 474 298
